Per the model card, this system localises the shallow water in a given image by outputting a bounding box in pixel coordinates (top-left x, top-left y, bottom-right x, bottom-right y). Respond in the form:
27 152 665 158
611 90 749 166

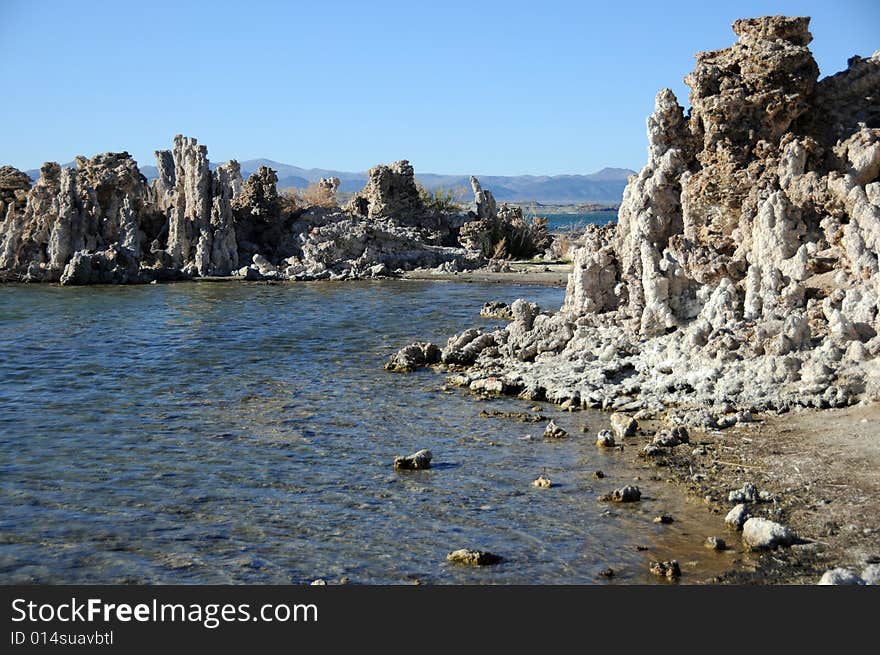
543 211 616 231
0 280 734 584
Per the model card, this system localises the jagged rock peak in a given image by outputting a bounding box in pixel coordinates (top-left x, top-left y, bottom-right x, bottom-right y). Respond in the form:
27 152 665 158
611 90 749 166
233 166 280 219
470 176 497 221
731 15 812 44
344 160 423 220
0 166 32 193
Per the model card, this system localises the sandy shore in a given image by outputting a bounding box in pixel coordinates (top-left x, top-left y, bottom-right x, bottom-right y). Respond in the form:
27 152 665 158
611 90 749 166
402 261 571 287
621 404 880 583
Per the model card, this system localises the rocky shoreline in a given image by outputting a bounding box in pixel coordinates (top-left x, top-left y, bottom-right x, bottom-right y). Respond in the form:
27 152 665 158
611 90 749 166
390 15 880 414
1 143 559 285
387 15 880 583
3 13 878 584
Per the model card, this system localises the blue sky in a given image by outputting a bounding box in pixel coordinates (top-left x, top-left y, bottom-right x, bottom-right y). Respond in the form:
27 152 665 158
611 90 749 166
1 0 877 175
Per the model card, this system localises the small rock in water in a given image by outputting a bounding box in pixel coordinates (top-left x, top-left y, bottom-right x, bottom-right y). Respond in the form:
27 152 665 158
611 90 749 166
595 430 616 447
543 420 568 439
531 475 552 489
385 342 442 372
310 579 327 586
641 444 664 458
603 485 641 503
598 568 615 578
817 568 864 585
705 536 727 551
609 413 638 438
393 449 433 470
649 560 681 579
653 514 674 524
725 504 750 530
728 482 760 503
742 517 797 551
594 470 606 479
446 549 503 566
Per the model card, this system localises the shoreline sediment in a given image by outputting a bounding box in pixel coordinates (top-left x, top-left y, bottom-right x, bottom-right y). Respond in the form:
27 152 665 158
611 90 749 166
442 369 880 584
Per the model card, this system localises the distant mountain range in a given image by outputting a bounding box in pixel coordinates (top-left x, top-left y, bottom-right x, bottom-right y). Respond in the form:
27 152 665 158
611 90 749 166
26 159 634 205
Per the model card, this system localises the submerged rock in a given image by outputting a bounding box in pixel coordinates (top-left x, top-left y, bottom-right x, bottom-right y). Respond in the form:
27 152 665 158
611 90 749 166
393 449 433 470
385 342 442 372
531 475 553 488
649 560 681 579
595 429 616 447
603 485 641 503
543 420 568 439
705 536 727 550
446 549 503 566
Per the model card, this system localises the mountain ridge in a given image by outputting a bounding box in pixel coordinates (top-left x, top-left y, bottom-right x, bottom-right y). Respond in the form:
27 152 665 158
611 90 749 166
25 160 634 204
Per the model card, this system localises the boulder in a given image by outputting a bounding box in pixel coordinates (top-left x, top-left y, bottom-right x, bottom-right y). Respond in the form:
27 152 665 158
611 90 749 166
446 549 503 566
393 449 433 470
385 342 442 372
595 429 615 447
543 420 568 439
742 517 797 550
725 504 750 530
817 568 864 585
610 413 638 438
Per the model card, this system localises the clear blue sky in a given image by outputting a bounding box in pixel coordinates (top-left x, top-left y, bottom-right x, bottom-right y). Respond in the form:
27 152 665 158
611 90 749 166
1 0 877 175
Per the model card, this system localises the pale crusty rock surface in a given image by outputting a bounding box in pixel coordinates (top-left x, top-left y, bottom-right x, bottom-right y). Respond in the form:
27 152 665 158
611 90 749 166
1 146 492 283
390 16 880 415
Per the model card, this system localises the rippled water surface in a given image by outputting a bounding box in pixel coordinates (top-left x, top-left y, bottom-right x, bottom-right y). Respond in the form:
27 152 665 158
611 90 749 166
0 280 734 584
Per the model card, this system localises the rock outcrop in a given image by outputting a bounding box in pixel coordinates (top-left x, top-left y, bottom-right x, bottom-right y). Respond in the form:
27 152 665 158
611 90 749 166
459 176 550 258
1 143 496 283
389 16 880 415
344 160 425 223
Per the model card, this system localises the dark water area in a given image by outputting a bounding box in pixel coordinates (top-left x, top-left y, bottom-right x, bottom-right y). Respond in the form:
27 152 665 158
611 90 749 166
0 281 733 584
543 211 617 232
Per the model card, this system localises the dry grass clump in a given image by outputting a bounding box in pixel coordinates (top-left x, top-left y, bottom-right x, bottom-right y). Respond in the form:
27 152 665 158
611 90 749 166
299 181 338 209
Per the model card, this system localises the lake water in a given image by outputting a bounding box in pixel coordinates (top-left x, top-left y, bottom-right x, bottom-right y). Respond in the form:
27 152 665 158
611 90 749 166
0 280 734 584
542 211 617 232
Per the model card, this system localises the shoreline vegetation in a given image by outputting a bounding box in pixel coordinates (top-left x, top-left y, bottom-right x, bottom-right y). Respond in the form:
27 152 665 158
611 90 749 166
3 14 879 585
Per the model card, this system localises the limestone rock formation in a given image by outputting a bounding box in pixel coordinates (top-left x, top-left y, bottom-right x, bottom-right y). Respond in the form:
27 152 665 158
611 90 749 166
389 15 880 415
0 136 248 283
344 160 424 223
5 135 550 282
459 177 550 258
284 160 481 279
0 154 155 283
0 166 31 216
